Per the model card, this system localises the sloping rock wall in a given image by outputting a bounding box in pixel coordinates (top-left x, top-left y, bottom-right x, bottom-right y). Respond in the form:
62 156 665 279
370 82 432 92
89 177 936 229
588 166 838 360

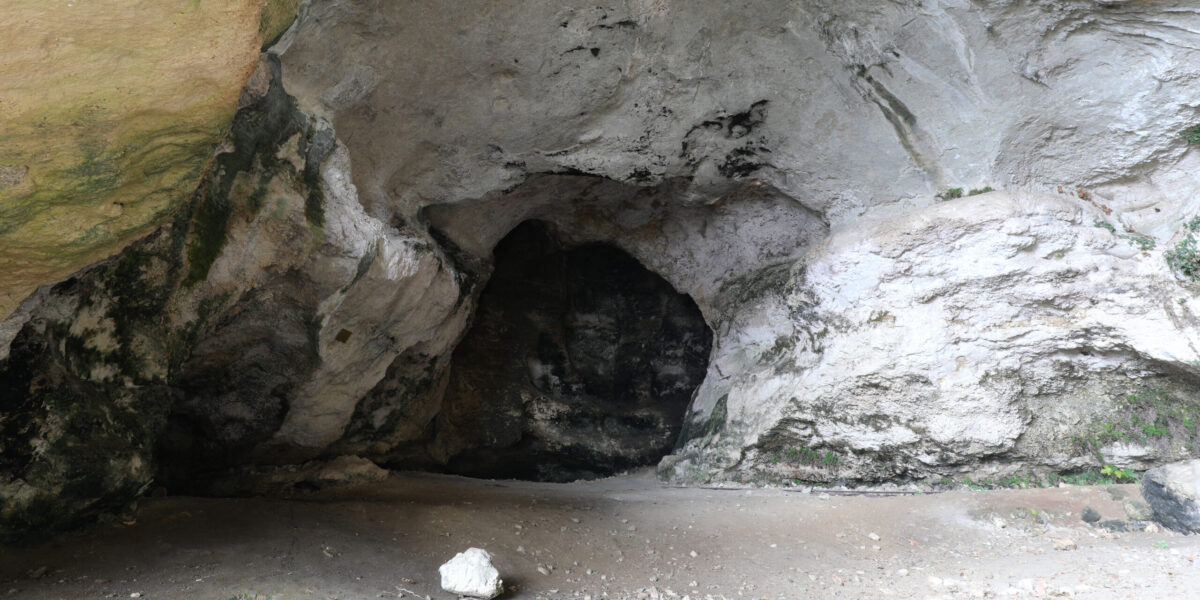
5 0 1200 540
0 0 300 322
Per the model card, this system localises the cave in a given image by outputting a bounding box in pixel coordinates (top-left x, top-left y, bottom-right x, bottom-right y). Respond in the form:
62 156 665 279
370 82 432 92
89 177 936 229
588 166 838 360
7 0 1200 595
434 220 712 482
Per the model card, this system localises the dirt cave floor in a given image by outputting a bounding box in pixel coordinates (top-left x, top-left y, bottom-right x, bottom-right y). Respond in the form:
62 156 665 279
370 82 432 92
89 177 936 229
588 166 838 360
3 470 1199 600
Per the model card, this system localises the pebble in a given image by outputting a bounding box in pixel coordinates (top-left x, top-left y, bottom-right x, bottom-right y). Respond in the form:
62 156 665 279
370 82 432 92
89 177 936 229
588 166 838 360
896 569 909 577
1053 538 1077 551
867 532 881 541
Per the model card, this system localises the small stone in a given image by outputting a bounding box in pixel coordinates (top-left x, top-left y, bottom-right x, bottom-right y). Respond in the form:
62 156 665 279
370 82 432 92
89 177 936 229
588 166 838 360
439 548 504 599
867 532 881 541
1081 507 1101 524
689 550 698 558
1053 538 1077 551
895 569 909 577
130 594 142 599
1124 499 1154 522
1099 519 1130 532
1145 523 1160 533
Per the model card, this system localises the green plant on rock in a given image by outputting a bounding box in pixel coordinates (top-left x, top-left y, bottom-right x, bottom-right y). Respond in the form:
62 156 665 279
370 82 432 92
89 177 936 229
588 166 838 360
1121 234 1156 251
1094 221 1156 250
937 187 964 201
776 446 839 469
1166 229 1200 282
967 186 994 196
1165 215 1200 281
1182 125 1200 145
1100 464 1137 482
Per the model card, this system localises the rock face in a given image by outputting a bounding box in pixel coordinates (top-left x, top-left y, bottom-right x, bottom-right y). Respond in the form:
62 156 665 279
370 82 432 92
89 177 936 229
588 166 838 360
5 0 1200 540
0 55 467 540
1142 460 1200 534
663 192 1200 484
439 548 504 600
0 0 298 320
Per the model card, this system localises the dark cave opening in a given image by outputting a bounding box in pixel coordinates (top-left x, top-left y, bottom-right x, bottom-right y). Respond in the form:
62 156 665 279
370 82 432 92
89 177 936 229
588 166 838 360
435 220 713 482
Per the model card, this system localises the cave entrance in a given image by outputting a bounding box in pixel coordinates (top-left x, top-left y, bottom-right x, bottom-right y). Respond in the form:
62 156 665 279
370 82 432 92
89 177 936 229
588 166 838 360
435 220 712 482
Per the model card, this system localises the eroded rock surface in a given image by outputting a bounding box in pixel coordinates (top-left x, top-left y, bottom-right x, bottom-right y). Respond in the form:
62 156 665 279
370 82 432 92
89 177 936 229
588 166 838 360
0 56 466 540
5 0 1200 540
0 0 299 320
663 192 1200 484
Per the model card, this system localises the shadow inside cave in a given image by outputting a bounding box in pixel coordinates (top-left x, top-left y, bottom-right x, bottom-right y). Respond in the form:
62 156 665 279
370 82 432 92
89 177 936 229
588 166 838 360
433 220 713 482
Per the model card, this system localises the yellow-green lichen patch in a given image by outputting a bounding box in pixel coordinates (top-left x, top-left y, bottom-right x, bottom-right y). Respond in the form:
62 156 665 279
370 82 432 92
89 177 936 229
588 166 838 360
0 0 276 320
260 0 303 48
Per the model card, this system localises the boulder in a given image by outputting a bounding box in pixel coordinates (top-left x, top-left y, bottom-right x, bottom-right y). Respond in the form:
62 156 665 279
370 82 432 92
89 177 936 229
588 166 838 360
1141 460 1200 533
439 548 504 599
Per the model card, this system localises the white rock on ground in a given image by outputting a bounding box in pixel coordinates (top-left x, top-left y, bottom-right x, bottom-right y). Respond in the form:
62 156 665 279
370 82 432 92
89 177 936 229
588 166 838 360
439 547 504 599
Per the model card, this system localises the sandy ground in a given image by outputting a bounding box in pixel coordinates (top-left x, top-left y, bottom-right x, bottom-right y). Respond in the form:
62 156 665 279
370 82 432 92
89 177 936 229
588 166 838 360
2 470 1198 600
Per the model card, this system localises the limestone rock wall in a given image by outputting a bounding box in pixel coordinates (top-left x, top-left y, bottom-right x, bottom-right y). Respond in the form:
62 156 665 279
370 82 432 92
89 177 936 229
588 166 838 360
0 0 300 323
663 192 1200 484
5 0 1200 539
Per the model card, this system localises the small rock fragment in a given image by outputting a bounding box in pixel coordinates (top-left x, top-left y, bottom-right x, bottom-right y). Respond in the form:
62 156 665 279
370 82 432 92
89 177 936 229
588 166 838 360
1099 519 1130 533
1053 538 1077 551
1124 499 1153 521
439 548 504 599
867 532 881 541
1081 507 1101 524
